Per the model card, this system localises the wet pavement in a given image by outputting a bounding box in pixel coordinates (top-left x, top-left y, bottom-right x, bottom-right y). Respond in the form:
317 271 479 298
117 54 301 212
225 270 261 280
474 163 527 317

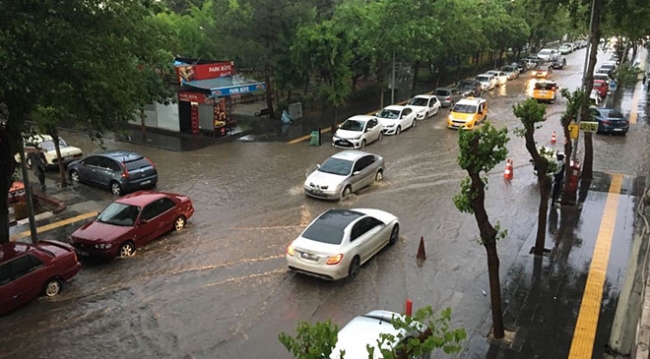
2 47 649 359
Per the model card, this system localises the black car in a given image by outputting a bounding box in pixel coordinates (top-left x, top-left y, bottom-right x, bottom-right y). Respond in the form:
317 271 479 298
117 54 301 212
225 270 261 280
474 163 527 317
457 80 482 97
512 61 529 73
67 150 158 195
551 57 567 69
590 107 629 135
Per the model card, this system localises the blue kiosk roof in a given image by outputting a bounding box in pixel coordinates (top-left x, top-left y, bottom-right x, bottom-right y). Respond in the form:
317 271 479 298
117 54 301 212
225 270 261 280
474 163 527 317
184 76 266 97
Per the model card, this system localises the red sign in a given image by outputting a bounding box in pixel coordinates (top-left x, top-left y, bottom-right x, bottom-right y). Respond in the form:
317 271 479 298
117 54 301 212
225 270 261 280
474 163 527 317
191 104 199 134
176 61 235 83
178 91 213 105
8 181 25 204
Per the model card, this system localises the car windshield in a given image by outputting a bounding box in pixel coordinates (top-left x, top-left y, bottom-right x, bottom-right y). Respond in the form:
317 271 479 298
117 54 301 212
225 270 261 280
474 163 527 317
602 109 624 118
408 97 428 106
318 157 353 176
378 109 400 119
594 82 606 87
458 82 474 89
539 50 551 55
96 202 140 227
535 83 556 90
38 139 68 151
501 66 514 72
476 76 488 82
453 104 477 114
340 120 364 131
434 89 450 96
125 157 151 171
537 66 549 71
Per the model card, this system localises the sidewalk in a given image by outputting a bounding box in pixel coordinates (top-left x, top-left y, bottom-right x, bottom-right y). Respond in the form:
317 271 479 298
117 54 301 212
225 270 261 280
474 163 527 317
464 171 645 358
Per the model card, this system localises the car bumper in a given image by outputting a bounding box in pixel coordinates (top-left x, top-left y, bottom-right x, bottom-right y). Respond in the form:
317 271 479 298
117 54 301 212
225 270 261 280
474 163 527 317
332 138 362 149
440 100 453 107
382 127 398 135
304 186 340 200
286 254 348 280
61 261 82 281
72 242 118 258
447 121 475 130
600 125 629 134
415 112 427 120
121 176 158 193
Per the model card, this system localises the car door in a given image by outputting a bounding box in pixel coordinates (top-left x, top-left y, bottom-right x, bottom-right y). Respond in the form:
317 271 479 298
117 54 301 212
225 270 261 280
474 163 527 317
349 217 385 262
76 156 101 184
350 156 371 191
137 200 164 245
451 88 461 103
152 198 177 235
360 155 376 187
367 118 381 142
10 254 47 308
96 157 120 187
428 97 440 116
0 262 16 314
401 108 414 128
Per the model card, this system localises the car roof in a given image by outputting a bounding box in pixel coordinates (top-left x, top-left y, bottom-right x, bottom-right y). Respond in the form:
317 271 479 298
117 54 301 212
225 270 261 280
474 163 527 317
456 97 485 105
116 191 167 206
1 242 34 262
344 115 375 123
382 105 406 111
330 150 372 161
412 94 436 99
313 209 366 230
98 150 143 162
476 74 493 78
334 310 405 358
24 134 54 143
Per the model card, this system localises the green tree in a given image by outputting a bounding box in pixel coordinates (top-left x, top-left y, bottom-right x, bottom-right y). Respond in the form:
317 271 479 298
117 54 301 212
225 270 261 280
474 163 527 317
453 122 509 339
559 88 584 176
513 99 558 256
279 307 466 359
0 0 174 244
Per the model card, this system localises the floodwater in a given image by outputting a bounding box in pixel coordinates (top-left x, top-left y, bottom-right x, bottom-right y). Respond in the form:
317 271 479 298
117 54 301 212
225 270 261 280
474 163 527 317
1 48 648 359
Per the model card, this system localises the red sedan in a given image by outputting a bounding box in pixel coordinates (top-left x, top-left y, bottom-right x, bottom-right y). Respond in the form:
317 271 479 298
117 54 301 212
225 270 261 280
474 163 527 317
71 191 194 259
1 240 81 315
593 79 609 99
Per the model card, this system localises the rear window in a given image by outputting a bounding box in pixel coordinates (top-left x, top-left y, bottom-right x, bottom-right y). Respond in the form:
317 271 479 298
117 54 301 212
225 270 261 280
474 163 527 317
124 157 151 171
302 222 344 245
435 89 450 96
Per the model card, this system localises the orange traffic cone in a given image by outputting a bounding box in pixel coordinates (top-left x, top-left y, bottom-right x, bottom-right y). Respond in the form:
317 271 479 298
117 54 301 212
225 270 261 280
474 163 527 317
551 131 557 144
504 159 513 180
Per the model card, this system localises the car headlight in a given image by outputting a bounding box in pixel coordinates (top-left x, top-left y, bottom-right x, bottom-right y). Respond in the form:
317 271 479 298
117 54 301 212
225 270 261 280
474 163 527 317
351 135 361 140
94 243 112 249
335 183 343 192
386 124 395 128
287 245 294 256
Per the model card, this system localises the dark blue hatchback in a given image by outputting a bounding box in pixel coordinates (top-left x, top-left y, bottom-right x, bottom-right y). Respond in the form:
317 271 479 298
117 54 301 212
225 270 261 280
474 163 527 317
67 150 158 195
590 107 629 135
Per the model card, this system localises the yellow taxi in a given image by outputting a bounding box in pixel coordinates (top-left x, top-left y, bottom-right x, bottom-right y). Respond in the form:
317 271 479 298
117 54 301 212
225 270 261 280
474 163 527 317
532 80 558 103
447 97 488 130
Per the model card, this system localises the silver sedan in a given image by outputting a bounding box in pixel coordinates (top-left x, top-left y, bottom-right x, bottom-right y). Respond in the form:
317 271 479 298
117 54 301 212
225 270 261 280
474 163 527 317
286 208 400 280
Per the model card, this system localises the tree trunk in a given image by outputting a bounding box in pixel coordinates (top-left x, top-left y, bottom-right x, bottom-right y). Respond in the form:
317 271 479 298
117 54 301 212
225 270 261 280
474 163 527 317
140 108 147 139
534 172 551 255
410 61 420 98
287 89 292 103
351 75 359 92
0 125 18 244
331 107 338 134
50 130 67 187
485 242 505 339
265 71 276 120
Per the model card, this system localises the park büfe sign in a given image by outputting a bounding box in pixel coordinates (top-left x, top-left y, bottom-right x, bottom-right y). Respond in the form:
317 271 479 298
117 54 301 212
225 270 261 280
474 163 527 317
177 91 214 105
211 84 266 97
176 61 235 84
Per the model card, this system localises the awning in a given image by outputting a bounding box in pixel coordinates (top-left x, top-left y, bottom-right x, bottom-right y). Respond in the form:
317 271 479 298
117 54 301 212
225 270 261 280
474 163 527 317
183 75 266 97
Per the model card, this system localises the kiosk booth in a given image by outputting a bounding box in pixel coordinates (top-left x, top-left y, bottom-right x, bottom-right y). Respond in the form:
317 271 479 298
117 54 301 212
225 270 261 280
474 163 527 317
174 58 266 136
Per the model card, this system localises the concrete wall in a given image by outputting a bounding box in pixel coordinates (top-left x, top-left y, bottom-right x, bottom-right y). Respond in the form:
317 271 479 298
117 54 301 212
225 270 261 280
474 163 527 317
129 101 180 132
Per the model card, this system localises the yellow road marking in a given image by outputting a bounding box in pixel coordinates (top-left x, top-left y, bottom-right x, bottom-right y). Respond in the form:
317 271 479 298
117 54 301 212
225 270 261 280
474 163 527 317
10 211 99 242
286 90 436 145
568 173 623 358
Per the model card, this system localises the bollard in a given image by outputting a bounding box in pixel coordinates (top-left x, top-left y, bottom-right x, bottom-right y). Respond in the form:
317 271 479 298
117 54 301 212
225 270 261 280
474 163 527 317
405 299 413 317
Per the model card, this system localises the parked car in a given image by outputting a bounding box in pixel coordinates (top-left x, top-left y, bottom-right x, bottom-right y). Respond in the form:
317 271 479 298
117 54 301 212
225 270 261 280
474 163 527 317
512 61 529 73
286 208 399 280
332 115 382 149
331 310 432 359
598 64 616 76
457 80 483 97
303 150 384 200
593 72 612 85
433 87 462 107
15 134 83 169
446 97 488 130
1 240 81 315
590 89 602 106
500 65 520 80
475 74 497 91
591 107 629 135
70 191 194 259
536 48 560 61
406 94 441 120
376 105 417 135
559 43 573 54
551 57 567 69
531 64 552 78
67 150 158 196
523 56 541 70
532 80 558 103
593 79 609 98
486 70 508 86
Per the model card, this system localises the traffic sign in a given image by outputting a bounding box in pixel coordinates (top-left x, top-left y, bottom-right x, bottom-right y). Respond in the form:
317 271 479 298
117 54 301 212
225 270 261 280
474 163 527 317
579 121 599 133
568 123 579 139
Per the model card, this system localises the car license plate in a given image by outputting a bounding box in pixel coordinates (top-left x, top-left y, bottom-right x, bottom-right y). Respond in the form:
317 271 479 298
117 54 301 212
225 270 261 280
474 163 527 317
141 180 152 185
77 250 89 257
339 140 348 144
300 252 317 260
614 128 622 132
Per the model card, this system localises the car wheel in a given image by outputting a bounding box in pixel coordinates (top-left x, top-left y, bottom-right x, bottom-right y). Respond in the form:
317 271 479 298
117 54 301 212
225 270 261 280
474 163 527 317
396 126 401 135
375 170 383 182
411 119 416 128
174 216 186 231
43 278 61 297
341 186 352 200
348 256 361 278
70 170 80 183
360 140 366 149
377 132 383 142
388 224 399 245
118 241 135 258
110 181 122 196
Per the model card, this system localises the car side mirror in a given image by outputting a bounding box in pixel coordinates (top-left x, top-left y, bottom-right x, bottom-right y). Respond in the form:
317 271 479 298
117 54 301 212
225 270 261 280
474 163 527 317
353 171 360 175
139 219 148 225
316 164 321 169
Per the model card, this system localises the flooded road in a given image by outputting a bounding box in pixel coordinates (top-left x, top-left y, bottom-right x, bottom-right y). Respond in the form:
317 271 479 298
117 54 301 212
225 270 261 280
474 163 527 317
1 47 649 359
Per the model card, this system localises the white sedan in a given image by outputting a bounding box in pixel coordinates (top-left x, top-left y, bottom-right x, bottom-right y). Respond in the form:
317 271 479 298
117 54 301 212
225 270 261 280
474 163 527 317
406 94 441 120
332 115 382 149
376 105 417 135
286 208 399 280
486 70 508 86
16 134 83 168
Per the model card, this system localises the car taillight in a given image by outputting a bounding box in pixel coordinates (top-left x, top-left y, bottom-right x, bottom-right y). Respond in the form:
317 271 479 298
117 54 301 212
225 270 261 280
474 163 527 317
446 96 451 101
121 163 130 178
602 120 610 125
326 253 344 265
145 157 156 171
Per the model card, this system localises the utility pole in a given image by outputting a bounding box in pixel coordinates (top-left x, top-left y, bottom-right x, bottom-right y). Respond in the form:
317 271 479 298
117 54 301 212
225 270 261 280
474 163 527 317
18 146 38 243
391 51 396 105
